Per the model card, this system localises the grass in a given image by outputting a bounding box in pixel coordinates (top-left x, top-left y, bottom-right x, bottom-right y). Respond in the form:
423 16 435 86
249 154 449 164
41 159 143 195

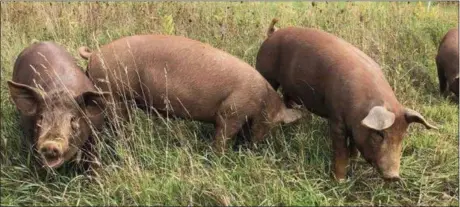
1 2 458 206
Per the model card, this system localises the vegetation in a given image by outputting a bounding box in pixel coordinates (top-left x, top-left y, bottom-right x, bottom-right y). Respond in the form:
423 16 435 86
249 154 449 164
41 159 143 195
1 2 458 206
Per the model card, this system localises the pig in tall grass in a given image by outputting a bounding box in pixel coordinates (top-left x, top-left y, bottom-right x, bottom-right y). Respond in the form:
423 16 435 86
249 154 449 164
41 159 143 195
8 42 108 170
436 27 459 99
78 35 302 153
256 19 438 181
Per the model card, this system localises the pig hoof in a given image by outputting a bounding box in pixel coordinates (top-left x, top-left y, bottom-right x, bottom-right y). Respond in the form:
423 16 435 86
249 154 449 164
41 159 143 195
333 174 348 183
337 178 347 183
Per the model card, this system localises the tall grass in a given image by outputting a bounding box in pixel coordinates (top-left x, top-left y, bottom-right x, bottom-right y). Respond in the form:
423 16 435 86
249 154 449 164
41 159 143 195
1 2 458 206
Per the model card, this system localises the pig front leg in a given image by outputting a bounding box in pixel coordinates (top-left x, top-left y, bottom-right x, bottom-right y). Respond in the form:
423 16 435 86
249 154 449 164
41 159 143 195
248 115 271 147
347 137 360 178
19 115 44 171
19 115 35 153
233 120 252 150
282 93 297 109
330 120 349 182
104 97 133 136
349 138 359 160
76 135 102 176
213 115 244 154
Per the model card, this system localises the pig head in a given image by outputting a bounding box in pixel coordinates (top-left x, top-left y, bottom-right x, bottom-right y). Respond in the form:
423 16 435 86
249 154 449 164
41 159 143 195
351 106 437 181
8 41 108 169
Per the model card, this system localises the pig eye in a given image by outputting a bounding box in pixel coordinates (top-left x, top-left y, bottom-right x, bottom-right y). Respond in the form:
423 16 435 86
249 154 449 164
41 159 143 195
376 130 385 138
373 130 385 142
70 116 79 130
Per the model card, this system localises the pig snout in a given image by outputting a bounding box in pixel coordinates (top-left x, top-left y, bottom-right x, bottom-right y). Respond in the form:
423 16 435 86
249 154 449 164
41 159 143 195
377 154 401 182
382 171 401 182
38 141 64 168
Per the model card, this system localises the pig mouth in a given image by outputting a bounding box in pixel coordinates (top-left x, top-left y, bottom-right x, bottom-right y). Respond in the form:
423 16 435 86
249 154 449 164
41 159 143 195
42 156 64 168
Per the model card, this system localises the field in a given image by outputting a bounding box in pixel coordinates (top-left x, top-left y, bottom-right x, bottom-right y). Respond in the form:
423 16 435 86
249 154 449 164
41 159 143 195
1 2 458 206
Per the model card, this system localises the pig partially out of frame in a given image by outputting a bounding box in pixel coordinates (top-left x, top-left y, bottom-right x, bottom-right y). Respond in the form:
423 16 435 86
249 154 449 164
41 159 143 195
436 27 459 99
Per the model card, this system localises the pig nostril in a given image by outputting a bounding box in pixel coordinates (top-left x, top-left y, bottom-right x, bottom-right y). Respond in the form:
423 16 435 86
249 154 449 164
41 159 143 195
39 147 47 154
39 144 61 158
51 147 59 155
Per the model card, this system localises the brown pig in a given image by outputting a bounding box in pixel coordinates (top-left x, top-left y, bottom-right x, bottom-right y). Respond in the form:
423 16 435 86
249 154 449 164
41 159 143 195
78 35 302 153
436 28 459 98
8 41 108 170
255 19 438 181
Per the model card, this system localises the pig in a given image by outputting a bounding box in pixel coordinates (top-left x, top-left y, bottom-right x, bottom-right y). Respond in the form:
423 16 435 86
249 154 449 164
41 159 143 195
436 28 459 99
7 41 108 170
255 19 438 181
78 35 302 153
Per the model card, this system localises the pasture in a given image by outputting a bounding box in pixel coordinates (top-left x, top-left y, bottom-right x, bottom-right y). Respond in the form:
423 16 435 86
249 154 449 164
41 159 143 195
1 2 458 206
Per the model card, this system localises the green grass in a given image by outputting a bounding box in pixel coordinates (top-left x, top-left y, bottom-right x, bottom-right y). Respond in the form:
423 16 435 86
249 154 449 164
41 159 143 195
1 2 458 206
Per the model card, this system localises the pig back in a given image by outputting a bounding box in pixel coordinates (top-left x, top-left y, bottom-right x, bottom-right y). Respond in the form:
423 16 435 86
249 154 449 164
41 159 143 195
268 28 397 119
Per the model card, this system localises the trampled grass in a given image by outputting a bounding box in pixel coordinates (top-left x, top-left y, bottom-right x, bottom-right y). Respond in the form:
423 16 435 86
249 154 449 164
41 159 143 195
0 2 458 206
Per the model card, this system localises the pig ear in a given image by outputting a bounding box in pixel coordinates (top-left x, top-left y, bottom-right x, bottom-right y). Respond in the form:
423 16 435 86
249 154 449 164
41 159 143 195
361 106 395 130
77 91 110 117
404 108 438 130
7 81 43 116
276 108 303 124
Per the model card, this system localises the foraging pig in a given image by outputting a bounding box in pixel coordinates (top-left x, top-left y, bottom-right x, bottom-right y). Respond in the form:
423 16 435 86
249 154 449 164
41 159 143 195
8 41 108 170
436 28 459 98
78 35 302 153
256 19 437 181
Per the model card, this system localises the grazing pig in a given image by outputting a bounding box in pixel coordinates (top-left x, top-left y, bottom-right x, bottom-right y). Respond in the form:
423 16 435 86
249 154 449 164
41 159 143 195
78 35 302 153
256 19 438 181
8 41 108 170
436 28 459 99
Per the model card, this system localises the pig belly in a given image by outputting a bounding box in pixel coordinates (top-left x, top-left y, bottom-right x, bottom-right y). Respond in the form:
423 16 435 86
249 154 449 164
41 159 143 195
139 80 223 123
147 96 219 123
